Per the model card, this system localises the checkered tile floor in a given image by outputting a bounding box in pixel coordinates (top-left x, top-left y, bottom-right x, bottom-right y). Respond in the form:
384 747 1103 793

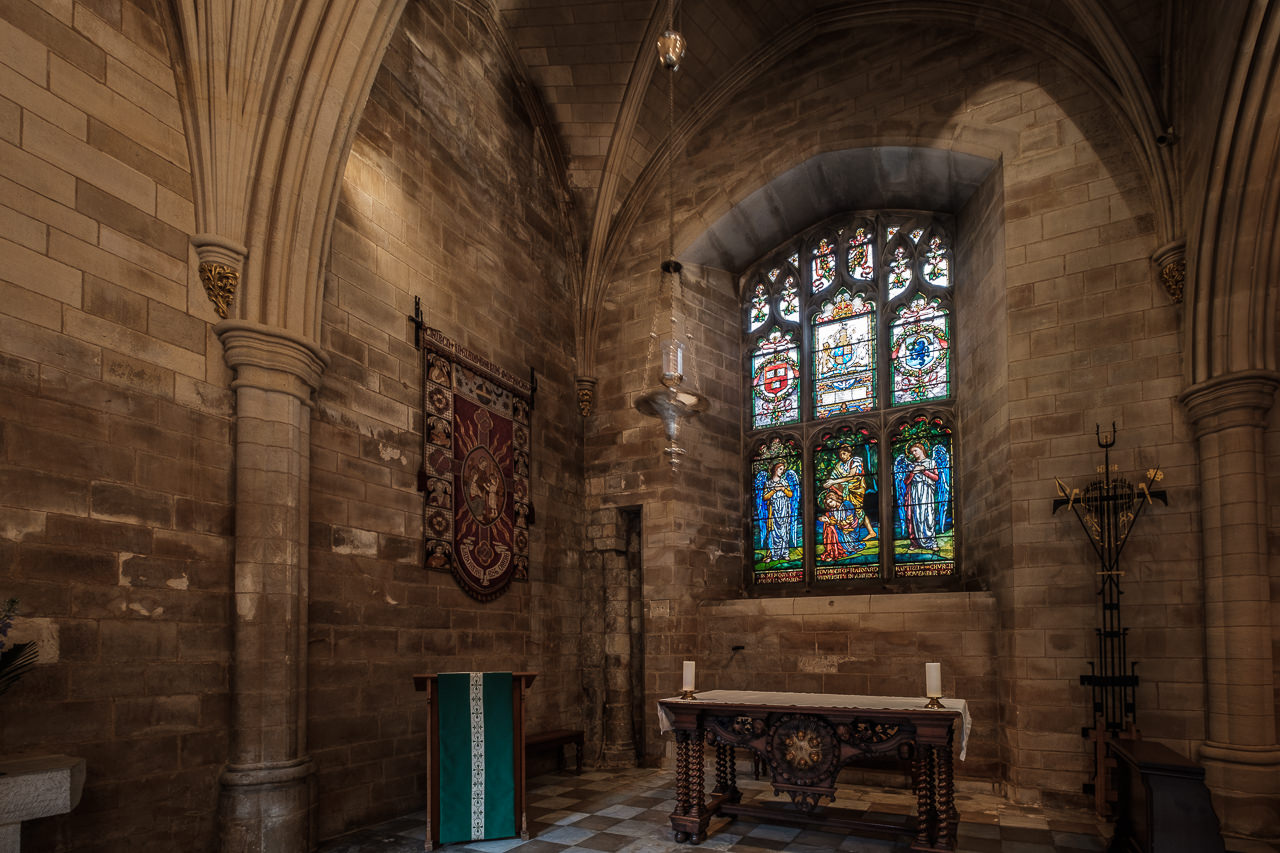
318 767 1112 852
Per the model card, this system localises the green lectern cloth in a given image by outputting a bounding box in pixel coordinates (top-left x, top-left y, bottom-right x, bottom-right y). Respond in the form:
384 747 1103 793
438 672 515 843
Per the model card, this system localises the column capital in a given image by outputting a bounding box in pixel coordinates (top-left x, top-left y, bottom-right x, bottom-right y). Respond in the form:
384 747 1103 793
216 320 329 405
1177 370 1280 438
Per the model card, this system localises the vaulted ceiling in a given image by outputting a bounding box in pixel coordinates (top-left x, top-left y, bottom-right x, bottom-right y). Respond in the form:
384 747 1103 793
476 0 1176 373
490 0 1172 267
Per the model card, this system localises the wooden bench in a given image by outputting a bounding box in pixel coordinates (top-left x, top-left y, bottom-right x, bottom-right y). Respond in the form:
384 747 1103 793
526 728 583 774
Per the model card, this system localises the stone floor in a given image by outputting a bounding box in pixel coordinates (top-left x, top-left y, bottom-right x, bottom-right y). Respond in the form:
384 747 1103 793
317 767 1114 853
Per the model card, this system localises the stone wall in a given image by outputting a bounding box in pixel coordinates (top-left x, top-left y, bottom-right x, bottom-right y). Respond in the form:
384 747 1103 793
588 23 1194 806
697 593 1000 781
0 2 229 851
307 1 583 840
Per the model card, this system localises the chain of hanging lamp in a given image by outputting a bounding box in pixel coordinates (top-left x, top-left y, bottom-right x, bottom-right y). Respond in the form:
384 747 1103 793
634 0 706 470
646 0 683 370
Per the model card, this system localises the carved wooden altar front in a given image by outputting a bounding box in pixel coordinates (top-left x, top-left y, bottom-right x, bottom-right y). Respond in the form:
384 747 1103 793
658 690 966 852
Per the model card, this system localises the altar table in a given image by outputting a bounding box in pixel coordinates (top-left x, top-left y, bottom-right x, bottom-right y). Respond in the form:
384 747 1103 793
657 690 968 852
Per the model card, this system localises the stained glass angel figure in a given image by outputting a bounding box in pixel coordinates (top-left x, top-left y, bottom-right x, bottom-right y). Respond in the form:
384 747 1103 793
755 460 801 562
893 441 951 551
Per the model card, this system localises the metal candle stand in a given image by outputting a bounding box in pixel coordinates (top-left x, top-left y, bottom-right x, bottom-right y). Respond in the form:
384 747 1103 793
1051 424 1167 818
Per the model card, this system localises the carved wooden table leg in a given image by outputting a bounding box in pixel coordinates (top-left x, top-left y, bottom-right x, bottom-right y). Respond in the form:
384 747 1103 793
673 729 692 841
936 726 956 849
689 723 706 841
914 742 932 848
713 739 741 803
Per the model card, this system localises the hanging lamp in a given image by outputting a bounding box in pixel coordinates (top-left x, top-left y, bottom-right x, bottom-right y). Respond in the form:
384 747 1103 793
634 5 707 469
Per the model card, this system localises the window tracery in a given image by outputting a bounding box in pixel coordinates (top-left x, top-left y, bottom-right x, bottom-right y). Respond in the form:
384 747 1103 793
744 212 958 589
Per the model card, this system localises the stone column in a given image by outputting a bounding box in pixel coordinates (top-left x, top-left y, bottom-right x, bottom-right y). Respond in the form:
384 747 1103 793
215 320 328 853
1178 369 1280 840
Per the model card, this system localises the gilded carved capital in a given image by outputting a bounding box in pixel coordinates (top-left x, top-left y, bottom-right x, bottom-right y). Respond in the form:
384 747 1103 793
576 375 597 417
200 262 239 318
1151 240 1185 304
192 233 248 320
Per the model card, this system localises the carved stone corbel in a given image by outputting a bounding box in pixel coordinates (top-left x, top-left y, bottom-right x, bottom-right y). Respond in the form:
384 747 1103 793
192 234 249 319
1151 240 1185 304
576 375 597 417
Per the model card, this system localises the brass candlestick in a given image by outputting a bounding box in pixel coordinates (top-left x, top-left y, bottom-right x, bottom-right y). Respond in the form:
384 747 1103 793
680 689 697 700
925 696 944 709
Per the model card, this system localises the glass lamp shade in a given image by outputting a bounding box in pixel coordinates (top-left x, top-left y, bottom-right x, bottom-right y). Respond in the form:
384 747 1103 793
657 29 686 70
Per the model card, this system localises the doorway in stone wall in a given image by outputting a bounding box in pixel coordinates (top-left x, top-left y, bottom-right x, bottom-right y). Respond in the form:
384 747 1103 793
622 506 645 764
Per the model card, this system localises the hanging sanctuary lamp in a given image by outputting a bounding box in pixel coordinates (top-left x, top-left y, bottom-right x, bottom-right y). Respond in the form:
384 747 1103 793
634 9 708 469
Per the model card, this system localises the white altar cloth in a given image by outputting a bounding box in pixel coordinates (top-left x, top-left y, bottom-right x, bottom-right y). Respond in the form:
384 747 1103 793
658 689 971 760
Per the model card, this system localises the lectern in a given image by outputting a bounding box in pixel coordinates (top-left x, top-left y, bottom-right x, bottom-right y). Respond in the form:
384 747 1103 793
413 671 537 850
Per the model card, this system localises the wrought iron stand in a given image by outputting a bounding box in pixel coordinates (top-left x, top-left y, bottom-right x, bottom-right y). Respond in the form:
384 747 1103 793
1052 424 1166 817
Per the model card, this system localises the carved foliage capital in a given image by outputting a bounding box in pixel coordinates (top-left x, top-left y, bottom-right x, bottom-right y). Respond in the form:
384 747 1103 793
193 233 249 320
576 375 597 417
200 262 239 318
1152 240 1185 304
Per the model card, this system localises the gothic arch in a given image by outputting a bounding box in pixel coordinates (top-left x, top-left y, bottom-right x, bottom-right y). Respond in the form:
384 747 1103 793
1187 0 1280 383
163 0 408 339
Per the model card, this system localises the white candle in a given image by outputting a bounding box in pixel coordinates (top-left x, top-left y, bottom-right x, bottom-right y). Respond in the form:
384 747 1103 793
682 660 695 692
925 662 942 698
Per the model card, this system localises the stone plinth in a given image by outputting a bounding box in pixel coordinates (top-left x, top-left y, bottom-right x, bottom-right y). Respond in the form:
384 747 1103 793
0 755 85 853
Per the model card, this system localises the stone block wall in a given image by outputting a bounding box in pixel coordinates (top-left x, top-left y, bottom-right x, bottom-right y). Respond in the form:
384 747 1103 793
308 2 583 841
588 23 1197 806
696 593 1000 781
0 2 229 851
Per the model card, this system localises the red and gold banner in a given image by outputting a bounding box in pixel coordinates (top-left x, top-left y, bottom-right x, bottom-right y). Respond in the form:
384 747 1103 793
420 328 532 601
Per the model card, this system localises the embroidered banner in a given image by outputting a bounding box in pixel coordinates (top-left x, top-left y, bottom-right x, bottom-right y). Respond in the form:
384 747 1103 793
420 327 532 601
437 672 515 843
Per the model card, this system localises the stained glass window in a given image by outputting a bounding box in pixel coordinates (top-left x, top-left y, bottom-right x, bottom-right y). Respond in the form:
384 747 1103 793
752 437 804 583
847 227 874 281
811 238 836 292
813 427 879 580
749 282 769 331
923 234 950 287
812 289 874 417
751 327 799 428
743 211 957 588
778 275 799 321
887 243 913 299
890 296 949 404
892 417 954 576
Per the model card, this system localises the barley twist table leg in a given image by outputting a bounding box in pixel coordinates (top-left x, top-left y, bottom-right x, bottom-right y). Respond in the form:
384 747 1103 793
914 743 932 848
713 740 730 794
690 724 706 828
936 726 955 849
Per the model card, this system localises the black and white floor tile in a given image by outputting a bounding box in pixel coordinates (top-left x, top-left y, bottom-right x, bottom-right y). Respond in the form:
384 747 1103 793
318 767 1113 853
